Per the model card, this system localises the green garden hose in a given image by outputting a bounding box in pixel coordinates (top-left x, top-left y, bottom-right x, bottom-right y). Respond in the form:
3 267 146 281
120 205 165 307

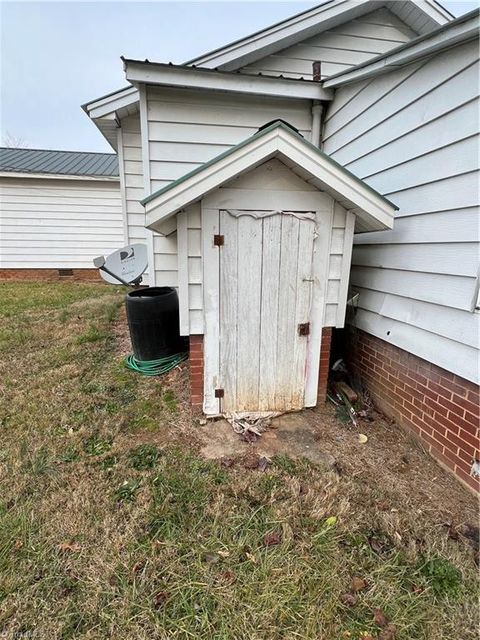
125 352 188 376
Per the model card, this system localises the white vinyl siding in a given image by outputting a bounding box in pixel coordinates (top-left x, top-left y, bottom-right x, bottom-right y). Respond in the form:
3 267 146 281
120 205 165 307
145 87 313 293
176 159 354 335
241 8 417 80
0 176 123 269
323 39 480 384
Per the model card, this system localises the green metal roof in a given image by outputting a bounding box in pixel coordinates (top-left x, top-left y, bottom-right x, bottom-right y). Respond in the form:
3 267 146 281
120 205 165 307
141 120 398 210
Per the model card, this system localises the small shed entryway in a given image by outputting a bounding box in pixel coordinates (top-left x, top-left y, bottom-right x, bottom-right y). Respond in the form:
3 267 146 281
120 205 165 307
142 121 397 415
218 209 316 413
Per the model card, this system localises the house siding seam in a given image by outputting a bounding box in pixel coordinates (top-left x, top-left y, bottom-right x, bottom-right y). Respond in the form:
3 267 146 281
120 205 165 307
346 327 480 493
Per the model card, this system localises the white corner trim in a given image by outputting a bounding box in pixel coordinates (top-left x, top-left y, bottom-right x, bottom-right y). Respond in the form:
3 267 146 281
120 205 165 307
139 83 156 286
116 127 130 245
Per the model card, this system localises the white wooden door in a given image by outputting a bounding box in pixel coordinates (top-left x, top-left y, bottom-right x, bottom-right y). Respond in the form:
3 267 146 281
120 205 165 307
219 209 316 413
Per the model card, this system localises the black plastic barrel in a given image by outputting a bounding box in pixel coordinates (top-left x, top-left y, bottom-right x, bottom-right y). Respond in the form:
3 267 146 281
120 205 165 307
125 287 186 361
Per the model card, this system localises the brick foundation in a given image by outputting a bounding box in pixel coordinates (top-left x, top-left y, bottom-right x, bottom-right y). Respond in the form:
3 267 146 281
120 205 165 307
318 327 333 402
189 329 332 410
346 327 480 493
189 335 204 408
0 268 102 282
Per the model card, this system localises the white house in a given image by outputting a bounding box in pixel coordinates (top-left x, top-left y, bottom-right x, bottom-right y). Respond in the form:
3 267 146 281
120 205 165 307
0 147 123 280
84 0 479 490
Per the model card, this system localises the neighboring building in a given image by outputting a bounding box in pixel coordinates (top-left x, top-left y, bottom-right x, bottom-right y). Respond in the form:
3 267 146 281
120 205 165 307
83 0 479 490
0 147 123 280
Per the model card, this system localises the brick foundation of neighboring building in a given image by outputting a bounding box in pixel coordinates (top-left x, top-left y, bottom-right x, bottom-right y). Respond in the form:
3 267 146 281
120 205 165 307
345 327 480 493
188 328 332 410
0 268 102 282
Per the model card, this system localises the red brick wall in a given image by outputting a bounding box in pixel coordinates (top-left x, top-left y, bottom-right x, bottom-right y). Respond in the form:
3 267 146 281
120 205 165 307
0 268 101 282
318 327 332 402
189 335 204 408
347 327 480 493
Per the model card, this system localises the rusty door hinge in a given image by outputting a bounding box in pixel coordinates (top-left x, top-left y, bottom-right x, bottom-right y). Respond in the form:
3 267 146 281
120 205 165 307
298 322 310 336
215 388 224 398
214 234 224 246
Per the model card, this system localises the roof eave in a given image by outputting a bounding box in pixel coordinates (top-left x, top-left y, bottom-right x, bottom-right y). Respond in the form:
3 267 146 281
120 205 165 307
186 0 452 71
123 58 333 101
324 8 479 88
143 122 396 234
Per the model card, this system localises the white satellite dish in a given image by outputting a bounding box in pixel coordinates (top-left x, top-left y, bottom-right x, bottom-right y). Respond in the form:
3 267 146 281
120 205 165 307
94 244 148 286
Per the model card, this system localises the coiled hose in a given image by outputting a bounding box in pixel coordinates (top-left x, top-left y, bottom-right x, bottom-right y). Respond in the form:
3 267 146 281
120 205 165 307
125 352 188 376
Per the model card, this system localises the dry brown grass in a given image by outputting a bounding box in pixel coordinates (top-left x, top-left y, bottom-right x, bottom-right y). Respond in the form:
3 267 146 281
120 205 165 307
0 282 478 640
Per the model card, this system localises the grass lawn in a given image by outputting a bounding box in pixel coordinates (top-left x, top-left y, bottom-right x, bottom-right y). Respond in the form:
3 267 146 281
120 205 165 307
0 281 478 639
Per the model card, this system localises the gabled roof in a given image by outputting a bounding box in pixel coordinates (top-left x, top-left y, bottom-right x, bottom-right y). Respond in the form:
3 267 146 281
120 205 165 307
143 121 397 234
82 85 139 151
187 0 453 71
0 147 118 178
324 7 480 87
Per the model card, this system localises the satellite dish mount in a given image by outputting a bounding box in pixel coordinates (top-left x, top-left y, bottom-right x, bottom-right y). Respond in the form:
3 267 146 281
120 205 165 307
93 243 148 287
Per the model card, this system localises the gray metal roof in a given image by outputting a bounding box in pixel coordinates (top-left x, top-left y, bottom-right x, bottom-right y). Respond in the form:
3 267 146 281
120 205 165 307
0 147 118 177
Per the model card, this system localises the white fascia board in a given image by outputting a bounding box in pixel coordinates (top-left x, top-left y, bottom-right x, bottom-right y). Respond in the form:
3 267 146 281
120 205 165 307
187 0 452 71
0 171 119 182
85 86 139 120
188 0 374 70
276 130 395 230
125 61 333 101
145 127 395 232
324 11 478 87
419 0 454 23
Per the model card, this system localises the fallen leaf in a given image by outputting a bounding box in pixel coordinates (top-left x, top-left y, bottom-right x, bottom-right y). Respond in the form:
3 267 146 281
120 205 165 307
257 456 270 472
373 608 389 627
218 570 236 585
264 532 282 547
411 583 425 595
378 623 396 640
351 577 368 592
131 561 145 576
153 591 168 609
368 535 391 555
203 552 220 565
13 539 23 550
217 549 230 558
219 457 234 468
360 633 376 640
245 551 257 563
340 592 358 607
324 516 338 527
358 433 368 444
57 542 81 553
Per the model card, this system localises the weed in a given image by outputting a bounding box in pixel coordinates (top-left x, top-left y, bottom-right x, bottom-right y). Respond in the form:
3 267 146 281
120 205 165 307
419 556 463 598
113 479 141 503
58 447 80 463
77 324 108 344
128 444 161 470
162 390 177 412
83 434 112 456
99 455 118 471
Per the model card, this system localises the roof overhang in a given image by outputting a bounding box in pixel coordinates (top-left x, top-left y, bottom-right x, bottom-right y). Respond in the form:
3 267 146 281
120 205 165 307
123 59 334 101
82 85 139 150
324 7 480 87
143 121 397 234
186 0 453 71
